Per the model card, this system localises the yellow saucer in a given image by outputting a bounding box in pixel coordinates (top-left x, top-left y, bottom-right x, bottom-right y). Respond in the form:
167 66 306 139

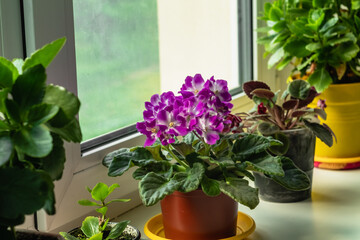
144 211 256 240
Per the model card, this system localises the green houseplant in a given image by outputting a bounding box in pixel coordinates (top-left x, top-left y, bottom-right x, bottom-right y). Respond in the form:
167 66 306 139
103 74 311 239
240 80 334 202
60 182 140 240
258 0 360 169
0 38 82 239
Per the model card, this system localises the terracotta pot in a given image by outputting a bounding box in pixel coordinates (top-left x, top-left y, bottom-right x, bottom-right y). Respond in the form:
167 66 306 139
254 128 315 202
160 189 238 240
310 82 360 169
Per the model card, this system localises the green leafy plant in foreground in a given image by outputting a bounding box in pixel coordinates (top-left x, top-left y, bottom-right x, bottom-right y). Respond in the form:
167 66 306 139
0 37 82 239
258 0 360 92
60 182 132 240
103 74 311 210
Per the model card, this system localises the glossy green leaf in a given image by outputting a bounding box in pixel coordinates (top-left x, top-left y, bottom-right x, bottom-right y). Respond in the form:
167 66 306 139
268 46 284 69
172 142 194 157
96 206 108 217
0 62 13 89
12 65 46 111
107 198 131 205
288 79 311 100
312 0 330 7
81 216 100 238
44 84 80 127
174 162 205 192
42 184 56 215
308 67 333 92
91 182 110 202
336 43 359 62
219 178 259 210
352 0 360 9
78 199 101 206
268 132 290 155
269 6 283 21
304 120 333 147
0 89 9 113
328 33 357 46
5 99 21 123
12 59 24 75
13 125 52 158
139 172 179 206
305 42 321 52
104 147 155 177
27 104 59 126
40 133 65 181
59 232 79 240
0 57 19 83
323 24 347 39
133 161 172 180
232 134 282 159
0 135 12 166
0 168 52 219
284 40 311 58
88 233 103 240
201 176 221 197
106 220 130 240
47 118 82 143
145 144 166 161
22 37 66 71
270 156 311 191
245 152 284 176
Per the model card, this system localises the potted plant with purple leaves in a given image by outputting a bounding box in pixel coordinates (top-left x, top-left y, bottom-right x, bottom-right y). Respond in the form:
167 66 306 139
60 182 141 240
239 80 335 202
0 38 82 239
102 74 311 240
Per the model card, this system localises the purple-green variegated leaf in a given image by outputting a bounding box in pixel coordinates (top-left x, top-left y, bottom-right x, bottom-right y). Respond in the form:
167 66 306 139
243 81 271 99
291 110 307 118
250 88 275 100
282 99 299 110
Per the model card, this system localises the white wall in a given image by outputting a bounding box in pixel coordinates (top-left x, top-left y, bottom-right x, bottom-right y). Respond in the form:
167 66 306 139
157 0 239 92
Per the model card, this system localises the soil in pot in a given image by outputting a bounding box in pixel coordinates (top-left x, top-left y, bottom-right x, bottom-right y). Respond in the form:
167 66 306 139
254 128 315 202
160 189 238 240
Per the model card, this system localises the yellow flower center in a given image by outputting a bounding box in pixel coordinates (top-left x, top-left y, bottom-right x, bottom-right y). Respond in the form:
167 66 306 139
169 122 175 127
151 128 157 133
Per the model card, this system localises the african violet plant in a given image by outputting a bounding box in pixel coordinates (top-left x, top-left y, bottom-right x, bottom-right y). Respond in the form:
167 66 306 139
0 38 82 238
258 0 360 92
60 183 135 240
103 74 311 210
240 79 335 155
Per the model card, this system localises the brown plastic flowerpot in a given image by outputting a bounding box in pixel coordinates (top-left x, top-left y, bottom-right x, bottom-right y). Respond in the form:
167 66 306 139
160 189 238 240
254 128 315 202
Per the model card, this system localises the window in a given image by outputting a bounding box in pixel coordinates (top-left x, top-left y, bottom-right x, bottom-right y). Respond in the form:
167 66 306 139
1 0 277 233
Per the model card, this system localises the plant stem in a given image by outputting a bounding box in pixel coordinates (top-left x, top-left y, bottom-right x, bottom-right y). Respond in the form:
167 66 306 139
164 145 189 168
11 226 16 239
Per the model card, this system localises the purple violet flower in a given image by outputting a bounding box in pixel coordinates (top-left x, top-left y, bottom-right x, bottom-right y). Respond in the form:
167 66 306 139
137 74 233 146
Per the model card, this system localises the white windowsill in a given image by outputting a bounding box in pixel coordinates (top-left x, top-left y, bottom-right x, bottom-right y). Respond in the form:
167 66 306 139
115 168 360 239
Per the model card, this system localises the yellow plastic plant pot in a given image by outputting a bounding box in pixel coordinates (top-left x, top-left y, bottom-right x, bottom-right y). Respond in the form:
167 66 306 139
311 82 360 170
144 212 255 240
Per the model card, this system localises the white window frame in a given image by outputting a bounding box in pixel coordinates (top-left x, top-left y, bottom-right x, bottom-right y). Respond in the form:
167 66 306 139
1 0 283 233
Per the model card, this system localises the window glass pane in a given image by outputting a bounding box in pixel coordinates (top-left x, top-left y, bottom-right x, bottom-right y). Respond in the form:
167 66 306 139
74 0 250 145
73 0 160 141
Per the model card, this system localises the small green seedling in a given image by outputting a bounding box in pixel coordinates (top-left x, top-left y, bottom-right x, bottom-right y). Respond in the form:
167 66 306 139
60 182 131 240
